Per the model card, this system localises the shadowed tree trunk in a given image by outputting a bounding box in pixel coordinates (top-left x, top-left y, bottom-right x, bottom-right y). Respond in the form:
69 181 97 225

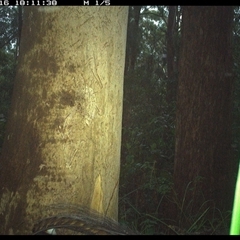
161 6 178 167
0 6 128 234
121 6 141 166
166 6 176 81
124 6 141 74
173 6 234 225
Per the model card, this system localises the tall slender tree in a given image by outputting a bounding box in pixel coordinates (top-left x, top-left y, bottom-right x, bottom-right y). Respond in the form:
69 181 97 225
166 6 176 81
173 6 235 225
0 6 128 234
124 6 141 74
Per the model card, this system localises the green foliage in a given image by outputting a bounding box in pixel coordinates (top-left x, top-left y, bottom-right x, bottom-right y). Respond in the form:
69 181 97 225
0 6 20 50
0 7 19 150
166 179 232 235
119 6 176 234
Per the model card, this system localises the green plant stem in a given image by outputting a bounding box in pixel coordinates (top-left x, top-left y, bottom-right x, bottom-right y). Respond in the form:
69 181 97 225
230 163 240 235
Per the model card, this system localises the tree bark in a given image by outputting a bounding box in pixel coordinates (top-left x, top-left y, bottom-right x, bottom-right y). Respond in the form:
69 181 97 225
0 6 128 234
161 6 178 167
166 6 176 81
173 6 234 223
124 6 141 74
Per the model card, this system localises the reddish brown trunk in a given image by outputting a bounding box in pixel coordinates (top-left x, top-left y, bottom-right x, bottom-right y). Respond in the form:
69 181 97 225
173 6 234 225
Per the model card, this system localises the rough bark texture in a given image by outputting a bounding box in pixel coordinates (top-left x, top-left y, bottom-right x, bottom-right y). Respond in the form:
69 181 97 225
173 6 234 221
0 6 128 234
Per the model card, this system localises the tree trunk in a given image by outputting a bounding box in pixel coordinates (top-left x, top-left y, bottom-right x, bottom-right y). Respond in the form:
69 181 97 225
166 6 176 81
124 6 141 74
0 6 128 234
161 6 177 165
173 6 234 224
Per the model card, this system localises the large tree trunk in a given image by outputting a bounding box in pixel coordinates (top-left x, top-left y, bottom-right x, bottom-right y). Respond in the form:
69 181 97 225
0 6 128 234
173 6 234 224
